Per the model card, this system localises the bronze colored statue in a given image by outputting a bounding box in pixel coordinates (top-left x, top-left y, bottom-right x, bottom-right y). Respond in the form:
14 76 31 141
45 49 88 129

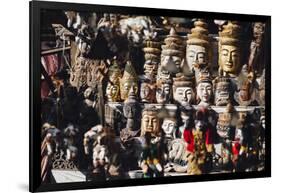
219 21 242 77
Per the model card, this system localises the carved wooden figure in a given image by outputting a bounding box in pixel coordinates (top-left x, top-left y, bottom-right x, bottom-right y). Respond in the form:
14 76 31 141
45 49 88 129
173 73 195 107
219 21 242 77
186 19 211 81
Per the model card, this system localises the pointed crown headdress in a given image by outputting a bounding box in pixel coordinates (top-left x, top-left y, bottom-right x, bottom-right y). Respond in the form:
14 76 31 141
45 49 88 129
187 19 210 48
219 21 242 46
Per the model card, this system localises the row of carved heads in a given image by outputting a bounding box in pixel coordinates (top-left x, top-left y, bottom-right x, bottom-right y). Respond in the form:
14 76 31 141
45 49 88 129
106 61 241 106
102 20 265 106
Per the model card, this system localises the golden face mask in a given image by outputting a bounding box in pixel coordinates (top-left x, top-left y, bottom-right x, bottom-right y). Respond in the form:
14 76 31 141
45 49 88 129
120 61 138 101
106 82 120 102
120 81 138 101
220 45 241 74
219 21 242 76
141 108 160 137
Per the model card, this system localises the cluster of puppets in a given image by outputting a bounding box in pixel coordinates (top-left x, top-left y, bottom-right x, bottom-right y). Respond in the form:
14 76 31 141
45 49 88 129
40 11 267 183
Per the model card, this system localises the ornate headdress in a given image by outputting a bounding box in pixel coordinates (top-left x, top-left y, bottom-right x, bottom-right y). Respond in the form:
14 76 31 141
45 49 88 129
219 21 242 46
187 19 210 48
161 27 185 57
143 38 162 62
120 61 138 84
197 70 212 84
214 76 231 90
108 59 122 83
142 106 158 117
173 72 195 88
156 78 172 88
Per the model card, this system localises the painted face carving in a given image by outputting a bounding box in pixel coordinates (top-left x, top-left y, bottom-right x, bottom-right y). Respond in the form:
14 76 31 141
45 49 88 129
173 87 194 106
186 45 207 69
197 82 212 104
162 119 176 138
220 45 240 74
141 112 160 136
106 83 120 102
156 82 172 103
120 61 138 101
140 83 150 100
140 82 155 103
215 82 231 106
121 82 138 101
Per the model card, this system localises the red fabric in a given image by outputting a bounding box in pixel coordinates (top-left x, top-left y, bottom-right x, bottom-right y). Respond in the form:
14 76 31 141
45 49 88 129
183 127 213 152
232 142 241 156
183 129 194 152
205 127 213 145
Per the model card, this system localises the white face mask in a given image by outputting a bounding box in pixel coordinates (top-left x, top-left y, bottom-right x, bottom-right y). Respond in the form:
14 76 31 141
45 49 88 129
162 119 176 137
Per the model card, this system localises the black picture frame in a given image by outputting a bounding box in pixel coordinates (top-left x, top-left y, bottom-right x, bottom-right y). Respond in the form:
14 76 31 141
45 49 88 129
29 0 271 192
